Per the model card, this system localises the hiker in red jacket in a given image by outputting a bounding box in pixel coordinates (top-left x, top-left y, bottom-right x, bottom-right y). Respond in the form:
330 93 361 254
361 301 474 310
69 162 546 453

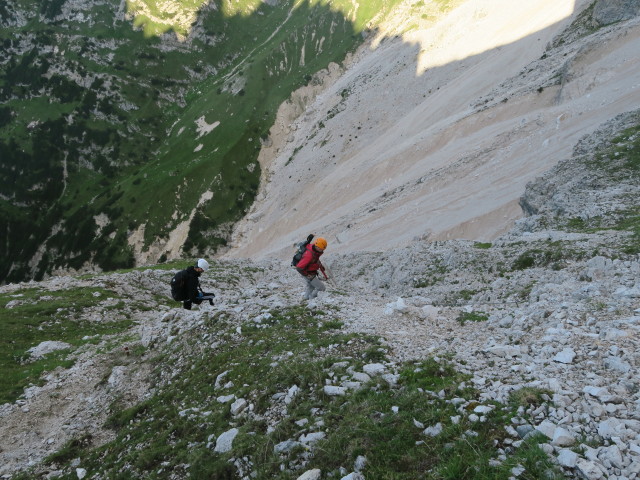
296 237 329 300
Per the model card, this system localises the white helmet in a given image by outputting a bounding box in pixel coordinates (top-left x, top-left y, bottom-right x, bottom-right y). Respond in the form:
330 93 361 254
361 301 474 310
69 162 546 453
197 258 209 271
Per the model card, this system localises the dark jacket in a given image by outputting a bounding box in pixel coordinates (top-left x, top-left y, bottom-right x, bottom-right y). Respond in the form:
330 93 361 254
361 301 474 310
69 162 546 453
185 266 202 303
296 244 325 277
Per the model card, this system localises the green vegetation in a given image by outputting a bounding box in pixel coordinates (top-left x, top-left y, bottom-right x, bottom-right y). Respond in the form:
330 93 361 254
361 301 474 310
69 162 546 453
456 311 488 325
595 124 640 253
0 286 133 404
511 241 584 271
413 275 444 288
515 281 536 302
508 387 552 410
44 435 94 466
413 260 448 288
14 305 561 479
549 0 598 48
557 122 640 253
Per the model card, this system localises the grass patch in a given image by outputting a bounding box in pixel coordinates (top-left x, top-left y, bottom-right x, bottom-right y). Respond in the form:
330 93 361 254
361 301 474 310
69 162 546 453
511 242 584 271
565 121 640 249
44 434 94 465
413 260 448 288
607 207 640 254
456 311 489 325
0 286 133 404
413 276 444 288
509 387 552 409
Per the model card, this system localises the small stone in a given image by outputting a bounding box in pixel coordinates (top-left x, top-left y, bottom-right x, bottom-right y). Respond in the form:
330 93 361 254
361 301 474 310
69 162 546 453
274 440 300 453
230 398 248 416
299 432 326 444
362 363 386 375
557 449 579 468
553 348 576 364
535 420 556 439
552 427 575 446
423 423 443 437
323 385 347 396
599 444 623 469
341 473 365 480
575 458 605 480
516 425 535 438
297 469 322 480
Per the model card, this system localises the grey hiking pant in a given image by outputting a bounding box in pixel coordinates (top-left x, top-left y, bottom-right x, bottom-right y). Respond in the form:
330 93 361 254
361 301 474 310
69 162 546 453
302 275 326 300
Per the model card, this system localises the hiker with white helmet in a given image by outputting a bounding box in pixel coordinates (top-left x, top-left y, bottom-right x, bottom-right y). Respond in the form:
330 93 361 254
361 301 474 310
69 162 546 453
170 258 215 310
295 237 329 301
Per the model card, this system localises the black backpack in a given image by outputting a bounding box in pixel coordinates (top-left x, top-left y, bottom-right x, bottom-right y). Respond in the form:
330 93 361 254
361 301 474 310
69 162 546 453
170 270 189 301
291 234 314 267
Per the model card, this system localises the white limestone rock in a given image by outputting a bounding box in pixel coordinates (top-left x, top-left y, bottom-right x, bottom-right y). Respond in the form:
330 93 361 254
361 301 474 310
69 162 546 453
230 398 248 416
362 363 386 375
27 341 72 360
299 432 326 445
557 449 579 468
215 428 239 453
324 385 347 396
575 458 606 480
423 423 443 437
553 348 576 364
297 469 322 480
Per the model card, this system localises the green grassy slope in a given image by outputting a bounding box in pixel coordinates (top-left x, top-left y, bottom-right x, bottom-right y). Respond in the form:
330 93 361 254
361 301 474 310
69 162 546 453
0 0 403 283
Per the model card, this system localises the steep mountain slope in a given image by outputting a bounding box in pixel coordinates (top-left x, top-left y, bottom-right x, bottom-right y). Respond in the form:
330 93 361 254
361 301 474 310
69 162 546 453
1 108 639 478
1 0 410 283
2 1 640 478
223 0 640 260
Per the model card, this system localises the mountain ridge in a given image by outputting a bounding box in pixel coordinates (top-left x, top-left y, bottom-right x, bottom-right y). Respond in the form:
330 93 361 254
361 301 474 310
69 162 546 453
221 0 640 262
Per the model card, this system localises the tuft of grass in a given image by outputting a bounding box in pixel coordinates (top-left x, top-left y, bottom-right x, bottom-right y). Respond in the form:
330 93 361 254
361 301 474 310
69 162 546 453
511 242 584 271
44 435 94 466
456 311 489 325
413 276 443 288
509 387 552 409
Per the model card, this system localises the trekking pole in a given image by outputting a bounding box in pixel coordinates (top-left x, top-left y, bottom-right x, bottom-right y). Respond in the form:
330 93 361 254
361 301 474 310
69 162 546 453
323 265 338 289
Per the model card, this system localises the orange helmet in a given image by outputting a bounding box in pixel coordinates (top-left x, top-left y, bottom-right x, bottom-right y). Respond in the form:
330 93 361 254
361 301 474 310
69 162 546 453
314 237 327 251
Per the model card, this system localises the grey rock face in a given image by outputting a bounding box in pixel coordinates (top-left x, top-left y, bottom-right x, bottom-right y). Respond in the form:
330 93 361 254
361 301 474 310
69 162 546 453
593 0 640 26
